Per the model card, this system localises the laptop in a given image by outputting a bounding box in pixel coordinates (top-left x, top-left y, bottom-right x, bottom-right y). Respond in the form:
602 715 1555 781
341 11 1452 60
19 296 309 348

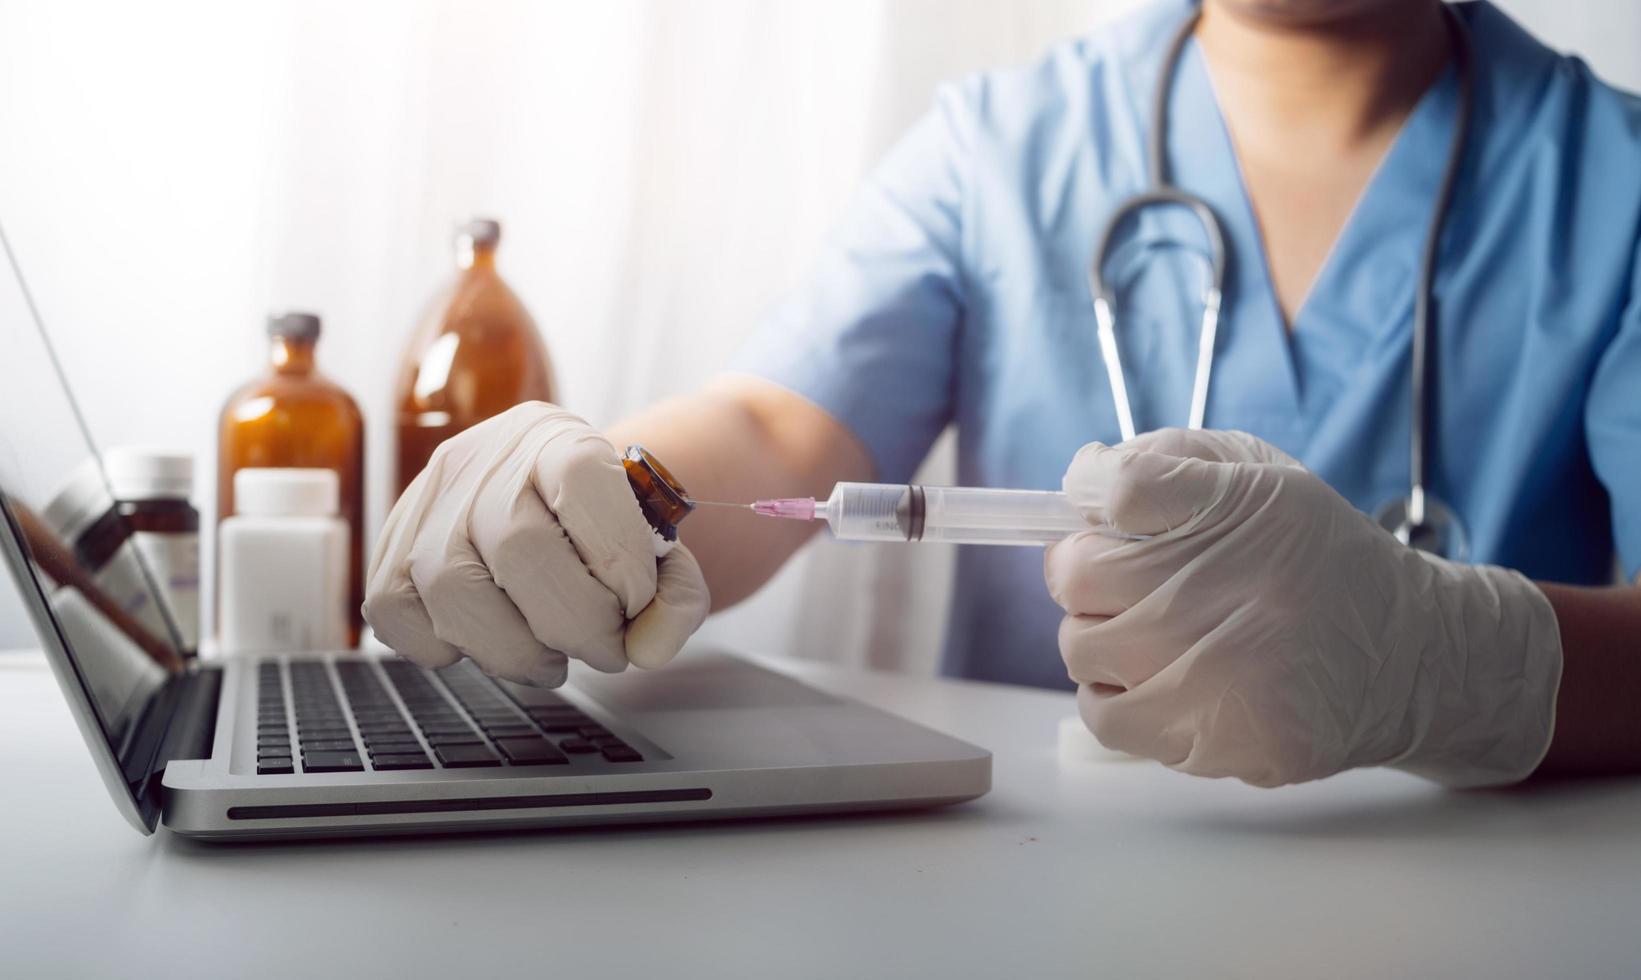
0 229 990 841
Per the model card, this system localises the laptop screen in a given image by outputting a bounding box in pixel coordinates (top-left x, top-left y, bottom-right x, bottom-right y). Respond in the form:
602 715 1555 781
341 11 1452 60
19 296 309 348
0 227 188 828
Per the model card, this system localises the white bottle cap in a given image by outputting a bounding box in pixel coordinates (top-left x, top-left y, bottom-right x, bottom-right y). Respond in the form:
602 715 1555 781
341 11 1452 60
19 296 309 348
457 217 501 247
43 458 114 543
103 447 194 501
234 468 339 518
1058 714 1140 764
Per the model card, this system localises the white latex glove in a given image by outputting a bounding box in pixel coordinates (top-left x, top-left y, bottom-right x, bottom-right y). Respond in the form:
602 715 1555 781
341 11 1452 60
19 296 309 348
364 402 710 687
1045 428 1562 788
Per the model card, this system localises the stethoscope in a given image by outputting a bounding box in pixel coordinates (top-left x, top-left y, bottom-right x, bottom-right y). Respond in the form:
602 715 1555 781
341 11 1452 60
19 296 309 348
1088 4 1476 560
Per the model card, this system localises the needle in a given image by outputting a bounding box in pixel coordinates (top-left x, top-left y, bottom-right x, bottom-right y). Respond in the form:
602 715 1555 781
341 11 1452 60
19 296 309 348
691 500 753 510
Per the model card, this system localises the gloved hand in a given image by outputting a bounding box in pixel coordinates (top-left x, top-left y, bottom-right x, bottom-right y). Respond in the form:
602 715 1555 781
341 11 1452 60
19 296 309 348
364 403 710 687
1045 428 1562 788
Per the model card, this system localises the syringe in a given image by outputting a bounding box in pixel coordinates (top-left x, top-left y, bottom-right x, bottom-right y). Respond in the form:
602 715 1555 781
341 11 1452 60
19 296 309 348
745 482 1098 547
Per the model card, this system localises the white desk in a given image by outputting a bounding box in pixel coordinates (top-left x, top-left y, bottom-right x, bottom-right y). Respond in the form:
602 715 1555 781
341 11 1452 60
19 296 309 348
2 648 1639 979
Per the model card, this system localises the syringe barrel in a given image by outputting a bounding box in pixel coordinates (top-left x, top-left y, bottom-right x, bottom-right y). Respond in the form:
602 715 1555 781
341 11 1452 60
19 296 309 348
821 483 912 542
822 483 1091 546
918 485 1090 545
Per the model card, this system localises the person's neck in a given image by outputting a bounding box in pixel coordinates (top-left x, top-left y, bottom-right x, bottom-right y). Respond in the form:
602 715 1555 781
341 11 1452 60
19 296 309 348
1195 0 1450 152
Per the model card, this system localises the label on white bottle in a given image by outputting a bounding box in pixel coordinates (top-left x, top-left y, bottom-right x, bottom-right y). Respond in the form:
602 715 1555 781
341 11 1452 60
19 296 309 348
218 516 348 654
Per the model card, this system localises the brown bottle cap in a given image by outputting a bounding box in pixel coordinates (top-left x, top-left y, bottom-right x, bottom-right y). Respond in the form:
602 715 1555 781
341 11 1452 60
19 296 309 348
623 445 695 542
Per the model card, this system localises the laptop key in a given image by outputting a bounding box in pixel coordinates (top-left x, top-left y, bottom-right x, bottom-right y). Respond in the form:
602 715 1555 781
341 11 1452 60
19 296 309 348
463 705 511 719
362 732 417 746
537 719 587 733
435 744 501 768
481 724 538 738
601 746 643 763
371 753 434 771
257 757 294 774
427 732 484 747
367 741 426 757
298 728 353 741
297 719 349 730
527 706 584 719
557 739 599 754
302 751 365 772
301 739 358 752
362 728 416 741
412 710 466 722
358 725 415 739
421 722 480 736
356 721 410 733
494 737 568 765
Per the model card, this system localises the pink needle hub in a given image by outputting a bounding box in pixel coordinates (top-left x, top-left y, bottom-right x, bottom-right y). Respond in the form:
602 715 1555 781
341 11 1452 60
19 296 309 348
751 497 819 521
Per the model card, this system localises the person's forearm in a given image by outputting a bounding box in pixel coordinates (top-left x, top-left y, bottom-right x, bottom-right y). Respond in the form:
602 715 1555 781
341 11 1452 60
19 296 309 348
1532 581 1641 777
606 376 872 610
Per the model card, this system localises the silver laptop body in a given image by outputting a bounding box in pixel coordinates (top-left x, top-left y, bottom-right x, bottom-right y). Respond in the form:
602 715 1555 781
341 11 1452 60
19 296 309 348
0 227 989 842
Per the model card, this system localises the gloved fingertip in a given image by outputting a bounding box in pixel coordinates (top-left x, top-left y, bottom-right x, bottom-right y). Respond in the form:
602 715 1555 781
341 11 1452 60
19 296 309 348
1064 444 1226 536
625 624 686 670
481 652 569 689
625 596 704 668
364 588 463 669
624 546 710 669
1043 528 1134 615
1076 683 1142 756
388 638 463 671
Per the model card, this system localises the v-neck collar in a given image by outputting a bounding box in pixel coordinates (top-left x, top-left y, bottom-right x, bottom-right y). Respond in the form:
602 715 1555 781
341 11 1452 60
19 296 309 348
1159 31 1463 422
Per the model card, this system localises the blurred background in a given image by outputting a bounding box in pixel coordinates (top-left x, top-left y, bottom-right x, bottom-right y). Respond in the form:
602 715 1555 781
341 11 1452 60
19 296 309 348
2 0 1637 669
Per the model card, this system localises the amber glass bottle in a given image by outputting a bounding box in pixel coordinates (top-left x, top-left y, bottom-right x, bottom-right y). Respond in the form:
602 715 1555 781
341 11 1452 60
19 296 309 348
218 312 365 646
393 218 556 498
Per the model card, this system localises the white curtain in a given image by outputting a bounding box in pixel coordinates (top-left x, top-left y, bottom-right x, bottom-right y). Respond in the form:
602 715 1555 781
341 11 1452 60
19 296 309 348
1 0 1636 664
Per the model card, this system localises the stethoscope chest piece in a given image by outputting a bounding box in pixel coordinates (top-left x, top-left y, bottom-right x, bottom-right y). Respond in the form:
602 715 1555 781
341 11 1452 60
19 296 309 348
1373 493 1470 563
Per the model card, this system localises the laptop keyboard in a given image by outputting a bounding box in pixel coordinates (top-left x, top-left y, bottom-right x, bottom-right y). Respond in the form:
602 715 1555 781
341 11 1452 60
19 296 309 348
254 662 294 774
253 657 648 776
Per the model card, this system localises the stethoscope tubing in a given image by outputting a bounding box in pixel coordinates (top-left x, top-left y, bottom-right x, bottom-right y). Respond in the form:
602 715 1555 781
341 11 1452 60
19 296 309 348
1087 2 1475 554
1088 189 1225 441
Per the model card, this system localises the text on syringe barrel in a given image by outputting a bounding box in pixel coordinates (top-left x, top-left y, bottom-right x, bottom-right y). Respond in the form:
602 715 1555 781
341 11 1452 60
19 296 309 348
823 483 908 541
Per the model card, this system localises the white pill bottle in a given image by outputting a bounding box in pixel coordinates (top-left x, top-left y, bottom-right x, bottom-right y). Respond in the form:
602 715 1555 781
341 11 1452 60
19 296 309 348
218 468 348 653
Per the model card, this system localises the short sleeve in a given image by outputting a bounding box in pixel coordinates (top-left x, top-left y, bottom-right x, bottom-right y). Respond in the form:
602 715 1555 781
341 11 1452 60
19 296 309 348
1586 241 1641 583
730 82 975 483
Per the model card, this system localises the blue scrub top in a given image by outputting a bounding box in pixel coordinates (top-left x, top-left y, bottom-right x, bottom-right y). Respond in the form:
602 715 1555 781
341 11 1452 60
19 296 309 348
735 0 1641 690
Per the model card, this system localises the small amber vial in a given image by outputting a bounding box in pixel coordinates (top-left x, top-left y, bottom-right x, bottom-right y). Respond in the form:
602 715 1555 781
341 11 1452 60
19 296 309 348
622 445 695 546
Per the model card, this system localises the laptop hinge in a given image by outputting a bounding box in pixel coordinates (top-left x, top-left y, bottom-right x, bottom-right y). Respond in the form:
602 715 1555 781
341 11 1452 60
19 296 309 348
122 666 222 809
